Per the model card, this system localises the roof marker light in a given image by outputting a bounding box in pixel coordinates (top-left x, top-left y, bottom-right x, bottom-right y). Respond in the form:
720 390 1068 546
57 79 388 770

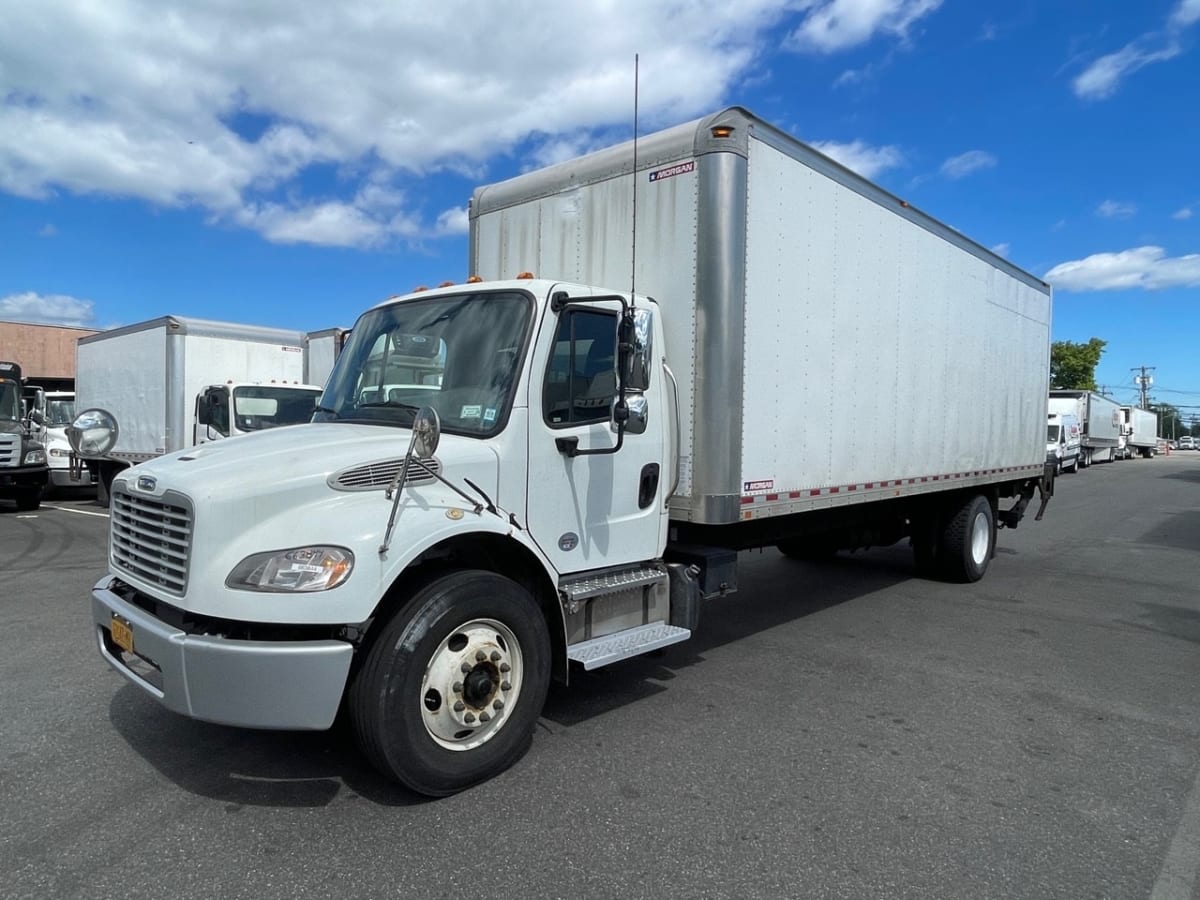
516 271 535 280
711 125 735 138
466 275 484 283
438 280 455 287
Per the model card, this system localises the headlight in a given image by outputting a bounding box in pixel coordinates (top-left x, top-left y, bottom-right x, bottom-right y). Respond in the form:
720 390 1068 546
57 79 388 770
49 447 70 458
226 546 354 593
24 449 46 465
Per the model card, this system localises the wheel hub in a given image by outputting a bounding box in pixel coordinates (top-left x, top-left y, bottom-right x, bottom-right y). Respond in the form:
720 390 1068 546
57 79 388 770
420 618 522 751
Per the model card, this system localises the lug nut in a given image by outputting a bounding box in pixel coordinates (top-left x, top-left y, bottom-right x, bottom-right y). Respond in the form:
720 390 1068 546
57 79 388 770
461 662 472 674
490 651 502 662
464 712 476 724
499 662 511 673
479 712 491 722
493 699 504 710
453 701 465 712
452 681 463 693
475 650 487 662
501 681 512 691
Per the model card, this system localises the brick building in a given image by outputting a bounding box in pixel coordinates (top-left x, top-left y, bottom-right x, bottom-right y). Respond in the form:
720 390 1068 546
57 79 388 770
0 320 99 390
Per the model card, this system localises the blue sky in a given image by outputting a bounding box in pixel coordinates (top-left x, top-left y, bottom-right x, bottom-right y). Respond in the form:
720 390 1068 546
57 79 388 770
2 0 1198 415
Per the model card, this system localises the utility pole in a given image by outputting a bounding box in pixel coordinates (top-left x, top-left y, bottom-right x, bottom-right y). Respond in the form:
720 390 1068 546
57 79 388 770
1131 366 1155 409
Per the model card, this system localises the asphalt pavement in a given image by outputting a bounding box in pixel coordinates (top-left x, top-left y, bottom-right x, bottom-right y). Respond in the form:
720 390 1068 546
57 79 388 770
2 455 1199 899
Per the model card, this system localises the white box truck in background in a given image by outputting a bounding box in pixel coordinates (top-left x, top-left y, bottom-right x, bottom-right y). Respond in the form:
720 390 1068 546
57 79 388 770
22 388 93 492
83 107 1054 796
70 316 324 505
1119 406 1159 459
304 326 350 388
1049 390 1121 466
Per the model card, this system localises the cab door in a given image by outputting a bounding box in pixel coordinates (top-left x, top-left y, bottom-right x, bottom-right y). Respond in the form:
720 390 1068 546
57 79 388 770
525 299 666 575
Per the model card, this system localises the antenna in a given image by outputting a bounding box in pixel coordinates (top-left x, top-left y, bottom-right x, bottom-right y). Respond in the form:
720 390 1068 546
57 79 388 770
630 53 639 308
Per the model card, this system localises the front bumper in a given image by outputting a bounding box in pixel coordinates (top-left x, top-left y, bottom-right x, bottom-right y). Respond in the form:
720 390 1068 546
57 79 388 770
50 467 92 488
0 465 48 493
91 576 353 730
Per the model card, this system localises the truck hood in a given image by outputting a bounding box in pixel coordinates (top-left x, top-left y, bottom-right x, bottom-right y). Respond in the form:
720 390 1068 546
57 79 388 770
120 422 501 504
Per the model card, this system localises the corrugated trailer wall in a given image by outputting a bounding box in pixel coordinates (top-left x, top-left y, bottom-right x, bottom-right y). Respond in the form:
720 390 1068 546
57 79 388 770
741 134 1050 498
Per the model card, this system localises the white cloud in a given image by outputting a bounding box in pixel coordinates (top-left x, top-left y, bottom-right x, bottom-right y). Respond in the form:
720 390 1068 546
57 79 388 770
810 139 904 179
0 0 801 249
1171 0 1200 28
1044 246 1200 292
786 0 943 53
991 242 1011 257
434 207 469 237
1072 40 1181 100
0 292 96 326
1096 200 1136 219
1173 207 1194 220
940 150 997 179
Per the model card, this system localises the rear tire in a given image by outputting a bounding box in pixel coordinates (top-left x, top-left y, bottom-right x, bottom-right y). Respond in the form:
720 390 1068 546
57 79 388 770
777 537 839 561
938 494 994 583
349 570 551 796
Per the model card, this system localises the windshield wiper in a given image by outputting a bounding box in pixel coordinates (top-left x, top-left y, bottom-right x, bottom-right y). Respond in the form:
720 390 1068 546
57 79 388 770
358 400 422 414
314 404 340 419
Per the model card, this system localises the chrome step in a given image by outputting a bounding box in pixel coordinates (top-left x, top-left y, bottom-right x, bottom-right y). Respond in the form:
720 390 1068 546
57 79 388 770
566 623 691 671
560 565 667 609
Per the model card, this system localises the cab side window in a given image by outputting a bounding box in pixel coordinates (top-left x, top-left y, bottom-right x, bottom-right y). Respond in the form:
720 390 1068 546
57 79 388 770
543 309 617 426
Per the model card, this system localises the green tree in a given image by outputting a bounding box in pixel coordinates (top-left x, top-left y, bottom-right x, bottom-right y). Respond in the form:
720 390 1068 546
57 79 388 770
1050 338 1107 390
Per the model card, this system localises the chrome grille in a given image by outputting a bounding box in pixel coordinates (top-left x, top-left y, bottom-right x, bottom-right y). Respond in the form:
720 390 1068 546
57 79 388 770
330 457 441 491
0 434 17 468
110 487 193 596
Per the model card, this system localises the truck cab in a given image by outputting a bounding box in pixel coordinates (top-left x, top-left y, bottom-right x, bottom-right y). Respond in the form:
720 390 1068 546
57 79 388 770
0 361 49 510
1047 412 1081 474
193 381 324 444
24 389 94 491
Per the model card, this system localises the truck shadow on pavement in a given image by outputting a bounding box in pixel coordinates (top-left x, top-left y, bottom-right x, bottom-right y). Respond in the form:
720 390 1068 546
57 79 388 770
107 546 928 806
108 689 428 807
541 547 918 727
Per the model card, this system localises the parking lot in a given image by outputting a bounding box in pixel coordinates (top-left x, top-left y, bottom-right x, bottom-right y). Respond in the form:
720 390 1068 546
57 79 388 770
3 454 1199 899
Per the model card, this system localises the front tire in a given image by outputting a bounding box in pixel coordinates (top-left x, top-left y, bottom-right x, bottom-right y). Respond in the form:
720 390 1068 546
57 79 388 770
349 570 551 796
15 487 42 511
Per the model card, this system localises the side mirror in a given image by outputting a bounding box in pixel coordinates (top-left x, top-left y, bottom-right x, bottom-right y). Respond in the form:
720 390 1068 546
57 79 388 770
612 394 648 436
411 406 441 458
618 308 654 392
29 409 45 427
67 408 119 458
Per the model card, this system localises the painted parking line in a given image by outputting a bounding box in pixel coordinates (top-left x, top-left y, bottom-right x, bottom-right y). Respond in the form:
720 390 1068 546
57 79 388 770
42 504 110 519
1152 762 1200 900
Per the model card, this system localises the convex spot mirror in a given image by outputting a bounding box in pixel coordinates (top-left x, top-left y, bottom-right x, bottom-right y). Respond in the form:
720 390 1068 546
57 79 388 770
412 406 440 458
67 408 119 458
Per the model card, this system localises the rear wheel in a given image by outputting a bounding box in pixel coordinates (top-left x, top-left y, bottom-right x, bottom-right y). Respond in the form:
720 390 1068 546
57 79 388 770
777 537 839 561
939 494 994 583
349 570 551 796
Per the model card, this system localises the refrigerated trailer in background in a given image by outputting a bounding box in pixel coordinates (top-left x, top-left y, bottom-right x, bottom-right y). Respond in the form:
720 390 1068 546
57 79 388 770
84 107 1054 796
1049 390 1121 466
1119 406 1159 459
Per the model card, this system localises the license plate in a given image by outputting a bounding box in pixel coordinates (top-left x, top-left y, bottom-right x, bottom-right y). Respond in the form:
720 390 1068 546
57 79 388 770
110 615 134 654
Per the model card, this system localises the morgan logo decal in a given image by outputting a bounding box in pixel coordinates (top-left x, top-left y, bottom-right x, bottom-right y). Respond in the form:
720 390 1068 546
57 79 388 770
649 161 695 182
744 479 774 493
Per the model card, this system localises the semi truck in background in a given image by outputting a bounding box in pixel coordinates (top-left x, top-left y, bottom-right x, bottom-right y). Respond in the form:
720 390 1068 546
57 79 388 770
69 316 325 506
1118 406 1159 459
0 361 49 510
82 107 1054 796
1049 390 1122 466
22 388 94 493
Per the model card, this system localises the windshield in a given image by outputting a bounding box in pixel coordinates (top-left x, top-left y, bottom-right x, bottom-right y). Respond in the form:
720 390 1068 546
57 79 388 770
317 290 532 436
0 380 18 422
45 398 76 426
232 386 322 430
1047 425 1060 442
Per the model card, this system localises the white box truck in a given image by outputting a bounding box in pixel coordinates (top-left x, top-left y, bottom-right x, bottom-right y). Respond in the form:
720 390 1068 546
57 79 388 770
83 108 1054 796
70 316 324 504
1049 390 1121 466
1119 406 1158 459
303 326 351 388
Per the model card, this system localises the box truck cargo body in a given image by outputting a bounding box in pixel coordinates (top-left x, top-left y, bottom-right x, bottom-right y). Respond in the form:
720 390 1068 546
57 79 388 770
471 107 1051 529
84 108 1054 796
1049 390 1121 465
72 316 323 501
1120 406 1158 458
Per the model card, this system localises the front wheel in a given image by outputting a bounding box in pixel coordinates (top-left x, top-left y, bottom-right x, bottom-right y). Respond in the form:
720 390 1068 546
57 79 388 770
15 487 42 511
349 570 551 796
